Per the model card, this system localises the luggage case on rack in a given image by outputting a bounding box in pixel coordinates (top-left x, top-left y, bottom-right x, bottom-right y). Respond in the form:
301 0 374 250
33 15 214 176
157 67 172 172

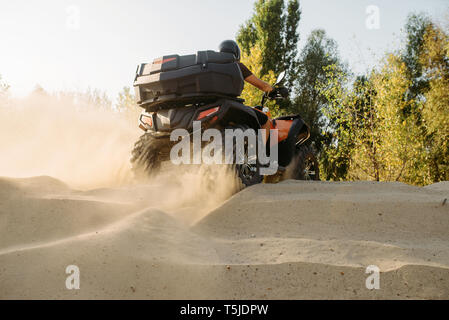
133 50 244 110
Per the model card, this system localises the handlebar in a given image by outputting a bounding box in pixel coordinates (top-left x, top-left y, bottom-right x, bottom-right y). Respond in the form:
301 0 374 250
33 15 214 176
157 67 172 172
260 86 290 107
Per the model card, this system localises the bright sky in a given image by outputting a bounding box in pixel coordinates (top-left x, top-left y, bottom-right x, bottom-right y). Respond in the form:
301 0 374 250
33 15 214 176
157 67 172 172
0 0 447 100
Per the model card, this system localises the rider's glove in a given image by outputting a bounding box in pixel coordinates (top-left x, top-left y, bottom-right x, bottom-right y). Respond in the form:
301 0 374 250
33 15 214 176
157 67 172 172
268 86 290 99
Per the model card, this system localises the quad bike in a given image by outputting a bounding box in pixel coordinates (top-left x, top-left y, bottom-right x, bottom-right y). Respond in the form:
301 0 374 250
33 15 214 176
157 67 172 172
131 53 319 186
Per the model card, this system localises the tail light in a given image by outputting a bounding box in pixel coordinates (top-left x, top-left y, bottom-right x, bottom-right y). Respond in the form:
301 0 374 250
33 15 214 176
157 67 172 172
140 114 153 126
197 106 220 120
153 57 176 64
139 113 153 131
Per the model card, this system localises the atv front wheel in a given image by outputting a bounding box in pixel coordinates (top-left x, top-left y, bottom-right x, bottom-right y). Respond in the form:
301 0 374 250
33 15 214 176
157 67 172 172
219 124 263 187
293 144 320 181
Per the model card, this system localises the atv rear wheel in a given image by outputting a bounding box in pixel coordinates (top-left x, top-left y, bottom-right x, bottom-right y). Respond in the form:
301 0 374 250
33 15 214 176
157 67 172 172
131 133 169 178
293 144 320 181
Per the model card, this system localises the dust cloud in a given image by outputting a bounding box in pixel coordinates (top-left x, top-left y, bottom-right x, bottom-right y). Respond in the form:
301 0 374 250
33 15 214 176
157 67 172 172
0 91 139 189
0 91 239 223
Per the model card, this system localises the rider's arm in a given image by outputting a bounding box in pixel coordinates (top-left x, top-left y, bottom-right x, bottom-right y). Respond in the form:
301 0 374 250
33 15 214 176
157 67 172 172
238 62 273 93
244 75 273 93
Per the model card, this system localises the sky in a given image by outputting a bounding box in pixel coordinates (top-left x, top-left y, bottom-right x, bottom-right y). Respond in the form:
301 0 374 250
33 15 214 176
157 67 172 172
0 0 447 101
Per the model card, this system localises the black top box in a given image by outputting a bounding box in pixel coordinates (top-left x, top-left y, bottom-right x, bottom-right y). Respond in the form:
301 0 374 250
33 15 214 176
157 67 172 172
134 51 244 110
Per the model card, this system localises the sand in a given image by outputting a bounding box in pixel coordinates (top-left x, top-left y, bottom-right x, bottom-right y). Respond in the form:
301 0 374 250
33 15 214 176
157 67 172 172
1 174 448 299
1 95 448 299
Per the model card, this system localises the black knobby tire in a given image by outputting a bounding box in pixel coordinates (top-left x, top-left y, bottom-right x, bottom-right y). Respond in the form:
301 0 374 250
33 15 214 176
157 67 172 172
219 124 263 187
294 144 320 181
131 126 264 186
131 133 168 177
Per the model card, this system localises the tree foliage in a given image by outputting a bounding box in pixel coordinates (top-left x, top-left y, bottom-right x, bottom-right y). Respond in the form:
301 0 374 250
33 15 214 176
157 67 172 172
236 0 301 79
292 29 343 153
318 14 448 185
419 23 449 182
402 13 432 101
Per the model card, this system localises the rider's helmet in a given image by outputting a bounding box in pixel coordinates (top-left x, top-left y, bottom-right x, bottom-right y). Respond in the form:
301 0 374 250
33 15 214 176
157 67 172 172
218 40 241 61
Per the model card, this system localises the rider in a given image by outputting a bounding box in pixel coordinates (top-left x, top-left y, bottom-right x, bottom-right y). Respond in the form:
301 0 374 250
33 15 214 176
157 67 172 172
218 40 288 128
218 40 274 96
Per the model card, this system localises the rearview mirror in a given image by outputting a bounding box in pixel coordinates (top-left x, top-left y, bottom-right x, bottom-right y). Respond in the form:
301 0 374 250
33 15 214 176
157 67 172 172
275 71 286 85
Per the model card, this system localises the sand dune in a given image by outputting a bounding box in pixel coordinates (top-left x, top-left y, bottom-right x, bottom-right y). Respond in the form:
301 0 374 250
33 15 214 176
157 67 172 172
0 175 448 299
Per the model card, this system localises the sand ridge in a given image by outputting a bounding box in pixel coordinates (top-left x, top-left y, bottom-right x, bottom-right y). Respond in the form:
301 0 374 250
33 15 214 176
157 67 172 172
1 175 448 299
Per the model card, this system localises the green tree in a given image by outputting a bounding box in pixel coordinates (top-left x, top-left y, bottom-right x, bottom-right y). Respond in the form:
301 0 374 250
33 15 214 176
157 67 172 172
320 54 431 185
401 13 432 101
291 29 343 153
369 54 427 184
283 0 301 82
419 23 449 182
236 0 301 79
318 64 357 181
318 14 448 185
